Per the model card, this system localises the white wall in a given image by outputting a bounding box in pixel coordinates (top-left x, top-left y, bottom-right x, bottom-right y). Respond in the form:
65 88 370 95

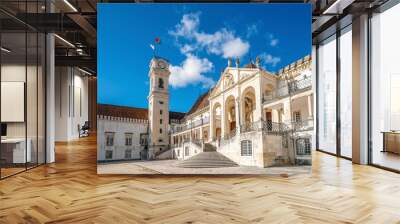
55 67 89 141
97 117 148 161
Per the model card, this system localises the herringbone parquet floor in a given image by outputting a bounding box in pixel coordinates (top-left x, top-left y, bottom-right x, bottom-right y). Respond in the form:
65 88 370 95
1 135 400 224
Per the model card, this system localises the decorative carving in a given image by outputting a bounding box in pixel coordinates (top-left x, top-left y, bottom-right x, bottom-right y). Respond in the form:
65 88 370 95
224 74 234 88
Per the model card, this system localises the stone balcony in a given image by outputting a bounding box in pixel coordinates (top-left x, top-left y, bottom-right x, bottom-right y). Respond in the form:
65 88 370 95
170 117 210 134
263 76 312 104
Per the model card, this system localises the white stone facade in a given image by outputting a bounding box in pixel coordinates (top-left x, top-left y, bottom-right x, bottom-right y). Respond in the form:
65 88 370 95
97 115 148 162
98 55 313 167
171 56 313 167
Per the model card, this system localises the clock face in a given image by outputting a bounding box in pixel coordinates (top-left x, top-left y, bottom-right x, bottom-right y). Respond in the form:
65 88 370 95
157 61 166 69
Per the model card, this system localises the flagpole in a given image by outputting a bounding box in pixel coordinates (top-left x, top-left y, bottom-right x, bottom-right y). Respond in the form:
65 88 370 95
151 37 160 58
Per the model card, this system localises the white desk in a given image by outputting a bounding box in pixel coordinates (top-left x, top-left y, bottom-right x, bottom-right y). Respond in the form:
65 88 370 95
1 138 31 163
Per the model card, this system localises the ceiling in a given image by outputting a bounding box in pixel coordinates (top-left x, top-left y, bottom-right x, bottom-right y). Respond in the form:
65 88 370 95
0 0 392 75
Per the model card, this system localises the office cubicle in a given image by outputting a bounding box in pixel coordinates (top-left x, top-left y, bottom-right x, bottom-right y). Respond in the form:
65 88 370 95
0 1 46 179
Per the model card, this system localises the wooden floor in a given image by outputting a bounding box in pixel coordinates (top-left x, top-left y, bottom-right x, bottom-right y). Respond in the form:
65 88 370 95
1 135 400 224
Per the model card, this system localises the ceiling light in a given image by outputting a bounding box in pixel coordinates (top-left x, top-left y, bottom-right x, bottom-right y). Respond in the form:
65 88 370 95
1 47 11 53
54 34 75 48
63 0 78 12
322 0 354 15
78 67 93 76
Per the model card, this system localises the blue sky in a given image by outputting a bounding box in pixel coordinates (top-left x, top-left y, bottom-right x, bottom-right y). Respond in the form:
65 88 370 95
98 4 311 112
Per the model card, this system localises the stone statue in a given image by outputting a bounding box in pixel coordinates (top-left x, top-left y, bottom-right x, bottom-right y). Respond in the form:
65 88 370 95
256 56 260 68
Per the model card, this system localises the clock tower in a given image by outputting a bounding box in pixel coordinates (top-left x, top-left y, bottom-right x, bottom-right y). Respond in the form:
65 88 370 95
147 57 170 159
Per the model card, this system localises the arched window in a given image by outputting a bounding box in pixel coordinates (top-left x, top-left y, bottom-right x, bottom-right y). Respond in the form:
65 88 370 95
241 140 252 156
158 78 164 89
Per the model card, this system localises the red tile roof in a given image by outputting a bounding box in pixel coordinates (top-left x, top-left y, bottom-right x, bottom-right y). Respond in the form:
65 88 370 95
97 104 185 121
186 90 211 116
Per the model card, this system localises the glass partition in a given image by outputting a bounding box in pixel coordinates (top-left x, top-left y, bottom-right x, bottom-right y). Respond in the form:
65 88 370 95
370 3 400 171
0 2 46 179
1 31 28 177
317 34 337 154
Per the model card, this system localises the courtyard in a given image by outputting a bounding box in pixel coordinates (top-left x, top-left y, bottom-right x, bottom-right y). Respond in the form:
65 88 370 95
97 159 311 175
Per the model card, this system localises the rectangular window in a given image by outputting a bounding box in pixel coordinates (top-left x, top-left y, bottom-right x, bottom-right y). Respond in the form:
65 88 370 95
317 34 337 154
160 119 163 124
340 25 352 158
185 147 189 156
241 140 252 156
125 133 133 146
159 128 162 134
160 109 163 115
105 132 115 146
304 139 311 154
105 150 113 159
370 5 400 171
293 111 301 123
140 133 147 145
125 149 132 159
296 138 311 155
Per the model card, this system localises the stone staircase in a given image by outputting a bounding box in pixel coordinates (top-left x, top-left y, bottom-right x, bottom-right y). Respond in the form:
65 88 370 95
154 147 173 160
203 143 216 152
176 146 238 168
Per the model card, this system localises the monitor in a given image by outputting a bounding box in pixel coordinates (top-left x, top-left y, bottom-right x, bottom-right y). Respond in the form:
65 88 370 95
1 123 7 137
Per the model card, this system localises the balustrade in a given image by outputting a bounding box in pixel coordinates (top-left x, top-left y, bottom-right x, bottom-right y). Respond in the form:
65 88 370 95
263 76 312 104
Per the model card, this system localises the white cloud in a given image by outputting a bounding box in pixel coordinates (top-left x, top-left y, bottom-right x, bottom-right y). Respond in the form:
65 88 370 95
246 24 258 38
268 34 279 47
170 12 200 38
170 12 250 58
169 54 215 88
260 53 281 67
222 38 250 58
270 39 279 47
180 44 195 54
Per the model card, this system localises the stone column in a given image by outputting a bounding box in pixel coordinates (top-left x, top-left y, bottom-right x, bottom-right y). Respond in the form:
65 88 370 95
209 102 214 141
221 98 226 138
46 0 55 163
283 100 292 124
235 98 241 133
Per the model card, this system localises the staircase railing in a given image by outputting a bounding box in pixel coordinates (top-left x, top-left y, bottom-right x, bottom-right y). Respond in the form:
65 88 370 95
192 139 203 148
240 121 262 133
154 147 172 158
262 121 290 135
223 127 237 140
